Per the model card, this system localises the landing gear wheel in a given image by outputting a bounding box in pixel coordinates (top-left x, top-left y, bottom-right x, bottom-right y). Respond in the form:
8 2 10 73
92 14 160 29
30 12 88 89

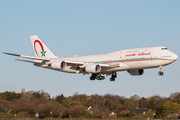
110 78 115 81
90 74 97 80
96 76 105 80
110 72 117 81
90 74 105 80
158 66 164 76
90 76 95 80
158 71 163 76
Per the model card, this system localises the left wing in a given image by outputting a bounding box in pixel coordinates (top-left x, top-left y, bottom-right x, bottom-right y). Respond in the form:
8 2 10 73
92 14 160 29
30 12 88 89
3 52 51 61
3 52 51 64
3 52 129 72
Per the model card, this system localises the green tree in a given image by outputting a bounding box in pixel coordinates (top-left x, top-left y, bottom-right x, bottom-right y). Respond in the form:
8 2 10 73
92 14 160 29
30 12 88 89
69 106 92 118
111 100 121 110
104 99 111 109
163 100 180 115
0 113 14 118
93 109 107 119
87 94 103 108
33 92 41 98
4 91 21 100
148 98 156 110
130 94 141 101
139 97 148 108
79 94 88 106
119 99 124 105
0 104 6 112
169 92 180 104
124 99 139 108
62 109 69 118
62 97 70 108
52 106 65 117
126 94 141 108
55 94 64 104
145 109 154 118
156 106 165 118
17 111 31 118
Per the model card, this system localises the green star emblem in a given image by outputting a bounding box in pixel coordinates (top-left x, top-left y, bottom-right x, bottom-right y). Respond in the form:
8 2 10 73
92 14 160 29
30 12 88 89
41 49 46 57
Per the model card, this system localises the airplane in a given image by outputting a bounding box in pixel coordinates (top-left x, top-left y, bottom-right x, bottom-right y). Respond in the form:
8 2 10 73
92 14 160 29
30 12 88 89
3 35 178 81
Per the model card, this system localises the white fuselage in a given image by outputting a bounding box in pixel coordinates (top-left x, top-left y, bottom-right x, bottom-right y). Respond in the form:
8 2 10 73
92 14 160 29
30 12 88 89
49 46 178 74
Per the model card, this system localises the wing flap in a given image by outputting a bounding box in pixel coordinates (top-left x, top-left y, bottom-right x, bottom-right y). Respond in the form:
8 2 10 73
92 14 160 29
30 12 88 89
99 63 120 67
15 59 43 64
65 60 84 65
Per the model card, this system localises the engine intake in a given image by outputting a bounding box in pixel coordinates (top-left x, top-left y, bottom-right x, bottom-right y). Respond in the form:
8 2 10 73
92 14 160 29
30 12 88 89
128 69 144 76
51 61 66 70
85 64 101 73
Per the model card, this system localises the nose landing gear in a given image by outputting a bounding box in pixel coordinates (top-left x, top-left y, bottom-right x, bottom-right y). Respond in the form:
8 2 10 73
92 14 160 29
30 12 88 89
158 66 164 76
158 71 163 75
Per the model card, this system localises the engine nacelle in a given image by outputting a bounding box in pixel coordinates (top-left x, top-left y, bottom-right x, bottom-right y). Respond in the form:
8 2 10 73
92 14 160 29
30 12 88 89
128 69 144 76
85 64 101 73
51 61 66 70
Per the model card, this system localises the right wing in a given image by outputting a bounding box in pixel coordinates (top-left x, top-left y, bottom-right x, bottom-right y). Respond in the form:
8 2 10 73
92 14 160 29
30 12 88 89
63 60 129 73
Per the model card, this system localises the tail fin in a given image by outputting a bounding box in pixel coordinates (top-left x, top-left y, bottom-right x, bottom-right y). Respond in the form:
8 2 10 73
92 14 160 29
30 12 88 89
30 35 56 58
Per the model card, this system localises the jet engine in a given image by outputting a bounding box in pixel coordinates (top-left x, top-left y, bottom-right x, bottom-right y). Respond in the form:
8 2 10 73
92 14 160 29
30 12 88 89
51 61 66 70
128 69 144 76
85 64 101 73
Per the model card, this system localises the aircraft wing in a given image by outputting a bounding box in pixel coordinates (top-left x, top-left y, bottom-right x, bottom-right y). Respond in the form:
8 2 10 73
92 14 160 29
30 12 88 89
14 59 44 64
99 63 129 70
64 60 128 72
3 52 51 61
3 52 51 64
4 52 129 71
57 60 120 71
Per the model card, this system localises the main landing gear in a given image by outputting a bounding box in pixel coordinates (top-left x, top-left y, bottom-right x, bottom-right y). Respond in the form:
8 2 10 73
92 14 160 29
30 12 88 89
90 72 117 81
110 72 117 81
158 66 164 76
90 74 105 80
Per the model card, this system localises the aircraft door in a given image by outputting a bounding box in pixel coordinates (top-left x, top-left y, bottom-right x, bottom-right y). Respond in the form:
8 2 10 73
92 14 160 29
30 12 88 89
151 54 153 60
120 52 124 62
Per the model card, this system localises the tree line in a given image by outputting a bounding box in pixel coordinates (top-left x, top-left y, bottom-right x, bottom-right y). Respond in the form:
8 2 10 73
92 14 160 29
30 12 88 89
0 90 180 119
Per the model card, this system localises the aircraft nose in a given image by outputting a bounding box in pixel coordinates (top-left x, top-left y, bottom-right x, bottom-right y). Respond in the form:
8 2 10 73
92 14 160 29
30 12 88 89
173 53 178 61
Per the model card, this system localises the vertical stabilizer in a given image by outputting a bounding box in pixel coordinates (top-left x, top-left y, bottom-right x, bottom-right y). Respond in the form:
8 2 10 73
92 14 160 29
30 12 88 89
30 35 56 58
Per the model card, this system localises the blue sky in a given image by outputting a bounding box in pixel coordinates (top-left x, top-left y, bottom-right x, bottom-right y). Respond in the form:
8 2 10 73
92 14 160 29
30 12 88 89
0 0 180 98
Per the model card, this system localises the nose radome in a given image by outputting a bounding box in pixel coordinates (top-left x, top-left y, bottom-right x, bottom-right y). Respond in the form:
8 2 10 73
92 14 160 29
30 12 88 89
173 53 178 61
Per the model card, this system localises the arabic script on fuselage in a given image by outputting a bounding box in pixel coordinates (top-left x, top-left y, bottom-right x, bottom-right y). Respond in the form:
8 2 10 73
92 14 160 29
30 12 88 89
125 52 151 57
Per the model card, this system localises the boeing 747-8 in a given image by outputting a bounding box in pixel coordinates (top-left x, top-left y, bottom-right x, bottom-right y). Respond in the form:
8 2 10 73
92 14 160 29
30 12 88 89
3 36 178 81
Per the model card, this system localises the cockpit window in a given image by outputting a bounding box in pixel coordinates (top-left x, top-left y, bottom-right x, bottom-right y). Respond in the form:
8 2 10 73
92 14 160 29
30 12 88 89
161 48 168 50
